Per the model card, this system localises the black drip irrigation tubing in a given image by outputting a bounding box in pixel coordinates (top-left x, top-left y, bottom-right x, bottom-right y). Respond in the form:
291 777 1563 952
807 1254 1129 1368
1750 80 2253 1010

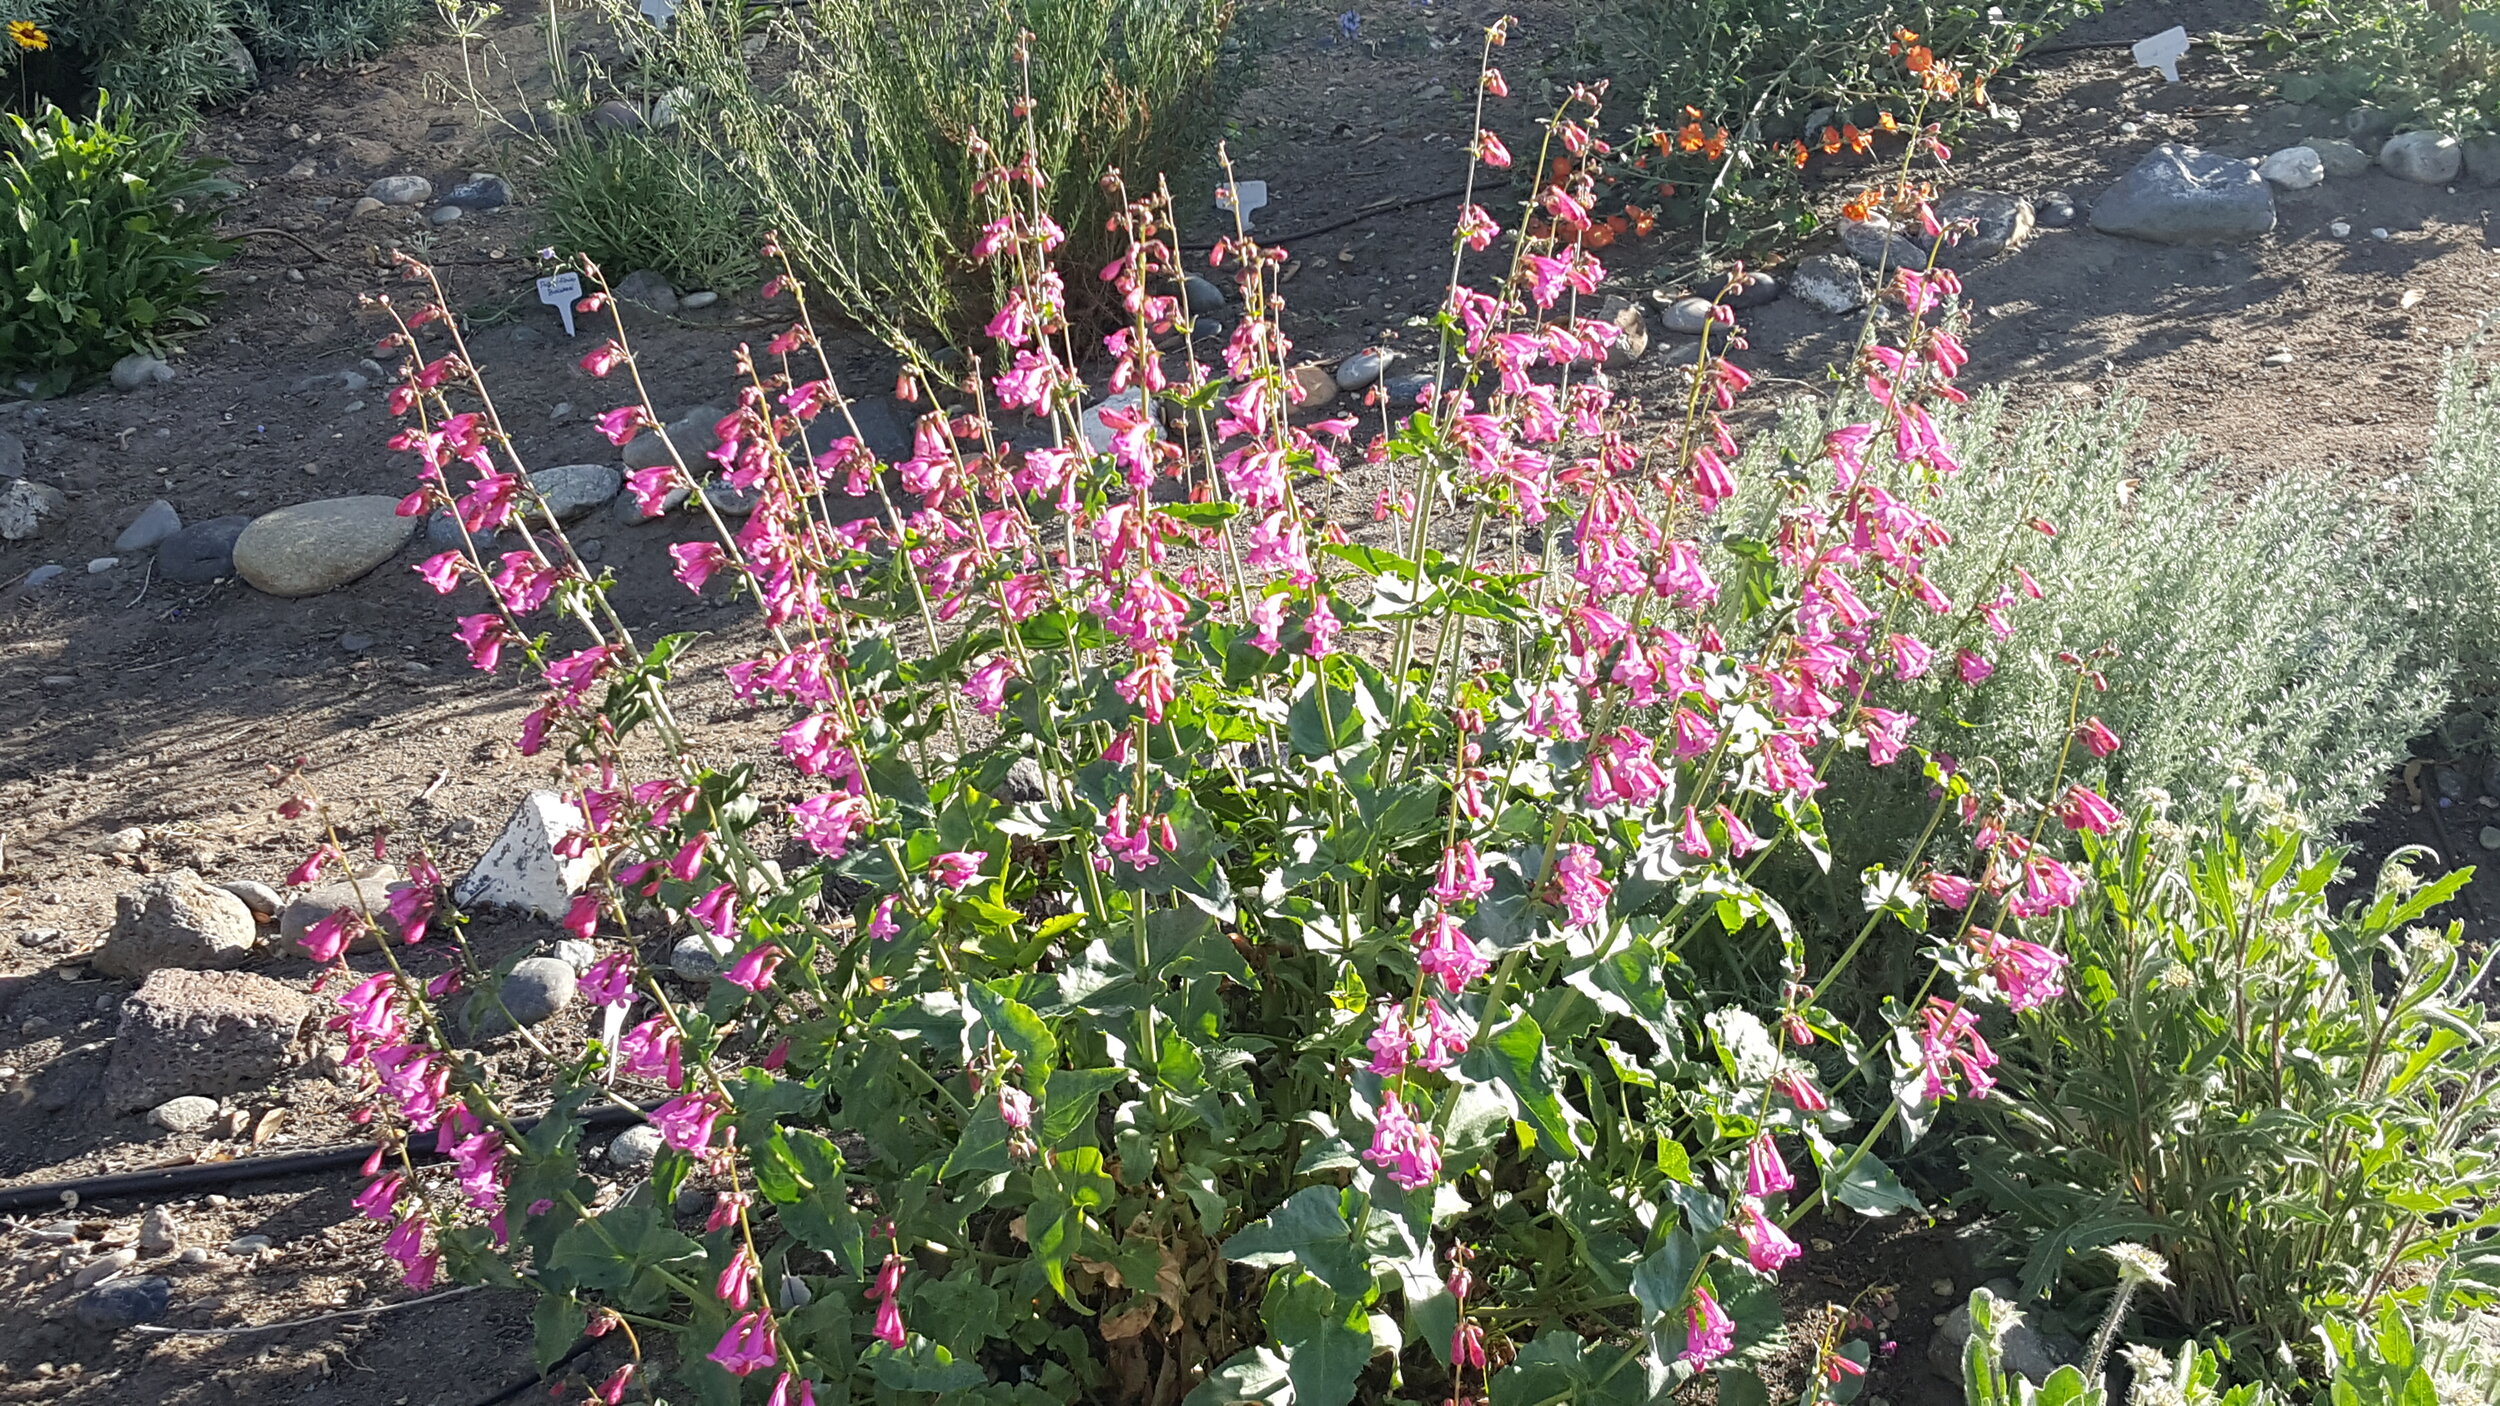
0 1099 654 1214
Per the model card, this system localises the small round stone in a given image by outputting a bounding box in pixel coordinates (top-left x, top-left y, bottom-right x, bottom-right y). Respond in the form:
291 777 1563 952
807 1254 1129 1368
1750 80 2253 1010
671 933 730 980
494 957 578 1027
1183 275 1225 315
553 938 598 973
1660 296 1716 335
679 291 719 310
607 1123 664 1170
149 1096 220 1134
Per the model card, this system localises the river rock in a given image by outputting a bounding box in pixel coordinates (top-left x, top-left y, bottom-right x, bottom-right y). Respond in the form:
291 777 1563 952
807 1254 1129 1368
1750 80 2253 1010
279 865 408 948
230 496 416 597
612 270 677 314
428 205 463 226
157 515 253 583
1334 348 1393 390
1660 295 1716 335
2258 146 2325 190
0 479 65 541
453 791 595 919
1286 363 1337 410
74 1248 139 1288
1701 270 1779 308
1788 254 1868 314
140 1206 181 1254
217 879 283 921
2301 137 2372 179
101 969 312 1113
0 428 22 479
366 175 432 206
150 1095 220 1133
607 1123 664 1170
472 956 577 1033
1183 275 1226 315
530 463 621 523
2089 144 2276 245
94 871 259 980
1837 213 1924 270
440 172 511 210
622 405 725 473
111 355 175 390
74 1276 170 1331
1931 189 2033 265
2379 130 2463 185
590 99 644 133
1597 296 1648 367
116 500 183 552
2033 190 2076 227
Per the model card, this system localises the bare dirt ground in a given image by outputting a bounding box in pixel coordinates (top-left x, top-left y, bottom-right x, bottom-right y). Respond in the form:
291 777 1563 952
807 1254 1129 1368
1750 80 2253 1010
2 0 2496 1400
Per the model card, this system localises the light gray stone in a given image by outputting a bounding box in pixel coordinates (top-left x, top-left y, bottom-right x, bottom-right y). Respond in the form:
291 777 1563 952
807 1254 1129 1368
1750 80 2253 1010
279 865 408 948
679 290 719 310
671 932 731 980
116 500 183 552
530 463 621 523
2089 143 2276 245
2345 106 2399 146
591 100 644 133
102 969 312 1113
553 938 598 973
1703 270 1779 308
140 1206 180 1254
1334 348 1393 390
622 405 725 473
0 479 66 540
606 1123 664 1170
428 205 463 226
87 556 118 574
21 563 63 590
612 269 677 314
157 515 252 583
149 1095 220 1133
230 496 416 597
2302 137 2372 179
75 1248 139 1288
1788 254 1867 314
1837 214 1924 270
75 1276 169 1331
95 872 259 980
453 791 595 920
111 355 175 390
2033 191 2076 228
1660 296 1716 335
2379 130 2463 185
477 957 577 1031
2258 146 2325 190
1932 189 2034 266
366 175 433 206
1597 296 1648 368
217 880 283 921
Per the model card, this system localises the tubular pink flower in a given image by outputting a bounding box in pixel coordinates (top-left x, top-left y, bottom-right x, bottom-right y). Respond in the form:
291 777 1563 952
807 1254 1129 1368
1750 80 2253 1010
722 943 782 993
1739 1197 1802 1274
929 850 985 890
2077 716 2123 758
1363 1090 1443 1189
1745 1132 1795 1196
1413 910 1490 992
1971 928 2069 1012
1680 1284 1734 1366
651 1092 724 1154
709 1310 778 1376
1555 844 1612 927
868 1253 908 1349
1432 840 1491 906
2059 784 2121 835
582 951 635 1006
689 883 738 939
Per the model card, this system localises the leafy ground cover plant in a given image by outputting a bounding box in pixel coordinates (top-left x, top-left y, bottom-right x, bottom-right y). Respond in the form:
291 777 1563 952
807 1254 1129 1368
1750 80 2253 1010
305 21 2204 1404
1961 796 2500 1381
2270 0 2500 137
0 95 233 392
20 0 423 115
531 127 761 296
2397 350 2500 714
1580 0 2096 262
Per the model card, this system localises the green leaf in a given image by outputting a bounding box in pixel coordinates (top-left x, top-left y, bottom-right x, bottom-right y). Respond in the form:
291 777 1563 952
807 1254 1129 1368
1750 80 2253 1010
1220 1185 1371 1297
533 1294 588 1371
1262 1273 1374 1406
1477 1013 1589 1159
546 1206 701 1295
966 981 1059 1071
1028 1147 1115 1304
1183 1346 1295 1406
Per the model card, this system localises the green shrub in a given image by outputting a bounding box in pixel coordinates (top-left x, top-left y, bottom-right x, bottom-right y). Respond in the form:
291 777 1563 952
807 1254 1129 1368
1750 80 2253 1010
2397 350 2500 710
0 97 233 392
1960 806 2500 1373
611 0 1238 345
1734 389 2443 873
2271 0 2500 136
531 127 761 295
236 0 424 66
38 0 422 117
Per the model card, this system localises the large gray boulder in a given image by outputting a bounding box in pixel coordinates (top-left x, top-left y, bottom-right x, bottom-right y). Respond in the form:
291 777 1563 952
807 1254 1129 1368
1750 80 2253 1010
101 969 312 1112
94 871 259 980
2089 144 2276 245
231 496 417 597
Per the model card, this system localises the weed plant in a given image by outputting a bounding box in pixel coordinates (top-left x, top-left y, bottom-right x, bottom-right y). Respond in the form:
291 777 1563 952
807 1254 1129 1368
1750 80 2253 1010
2272 0 2500 136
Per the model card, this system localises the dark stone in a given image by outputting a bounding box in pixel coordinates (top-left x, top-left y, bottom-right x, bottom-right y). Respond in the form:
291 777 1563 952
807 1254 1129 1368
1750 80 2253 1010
2089 144 2276 245
75 1276 171 1331
155 514 254 584
440 173 512 211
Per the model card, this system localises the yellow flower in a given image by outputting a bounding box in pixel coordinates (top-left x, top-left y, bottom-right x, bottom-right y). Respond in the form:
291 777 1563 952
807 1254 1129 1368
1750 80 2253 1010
6 20 46 51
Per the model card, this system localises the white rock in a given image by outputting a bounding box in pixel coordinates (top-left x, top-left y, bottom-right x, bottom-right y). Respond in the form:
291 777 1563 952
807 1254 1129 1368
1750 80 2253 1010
1788 254 1868 315
0 479 67 540
2257 146 2324 190
140 1206 180 1254
2379 130 2463 185
149 1096 220 1133
1078 387 1147 454
87 556 119 574
679 291 719 310
554 938 598 973
111 355 175 391
225 1234 274 1256
366 175 433 206
607 1123 664 1169
73 1248 138 1287
2328 220 2351 238
453 791 597 919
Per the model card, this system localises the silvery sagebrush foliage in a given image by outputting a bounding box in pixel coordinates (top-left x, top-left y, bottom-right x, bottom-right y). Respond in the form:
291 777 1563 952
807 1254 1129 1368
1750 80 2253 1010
289 22 2144 1405
2398 350 2500 709
1733 387 2445 858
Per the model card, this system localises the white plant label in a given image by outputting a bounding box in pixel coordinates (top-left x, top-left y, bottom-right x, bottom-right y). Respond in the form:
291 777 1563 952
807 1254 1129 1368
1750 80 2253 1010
2133 26 2189 83
639 0 676 26
1216 179 1269 229
537 271 582 338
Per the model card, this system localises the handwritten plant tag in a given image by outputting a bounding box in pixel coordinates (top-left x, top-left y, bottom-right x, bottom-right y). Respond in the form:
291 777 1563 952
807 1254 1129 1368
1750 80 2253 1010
537 270 582 338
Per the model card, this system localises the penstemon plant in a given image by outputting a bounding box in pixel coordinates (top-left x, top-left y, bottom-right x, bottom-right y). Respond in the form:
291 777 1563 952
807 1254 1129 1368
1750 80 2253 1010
298 19 2140 1406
